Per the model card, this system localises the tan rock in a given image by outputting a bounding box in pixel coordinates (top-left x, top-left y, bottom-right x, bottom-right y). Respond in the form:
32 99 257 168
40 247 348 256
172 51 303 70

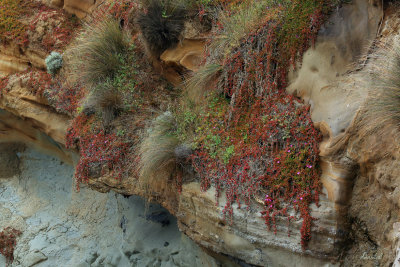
287 0 382 136
0 109 73 164
50 0 64 8
0 43 46 78
161 39 206 72
63 0 96 19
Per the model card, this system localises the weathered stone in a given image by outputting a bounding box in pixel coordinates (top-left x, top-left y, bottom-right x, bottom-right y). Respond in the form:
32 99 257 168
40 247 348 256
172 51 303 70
161 39 206 72
0 143 20 178
63 0 96 19
23 251 48 267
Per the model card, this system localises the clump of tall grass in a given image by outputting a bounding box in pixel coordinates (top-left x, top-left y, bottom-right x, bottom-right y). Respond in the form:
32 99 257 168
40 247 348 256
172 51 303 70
67 18 130 88
139 112 185 179
184 0 267 99
358 41 400 137
137 0 186 57
66 18 131 124
92 81 123 127
185 63 222 101
210 0 269 59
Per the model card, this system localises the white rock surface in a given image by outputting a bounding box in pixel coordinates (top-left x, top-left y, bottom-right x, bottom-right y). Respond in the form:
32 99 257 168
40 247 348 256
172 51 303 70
0 148 219 267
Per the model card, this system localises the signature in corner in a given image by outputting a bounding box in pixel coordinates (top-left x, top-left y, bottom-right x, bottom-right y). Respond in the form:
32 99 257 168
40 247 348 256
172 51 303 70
360 251 383 260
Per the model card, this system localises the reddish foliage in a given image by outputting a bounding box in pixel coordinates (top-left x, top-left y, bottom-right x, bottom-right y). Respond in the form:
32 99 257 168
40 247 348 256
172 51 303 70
0 70 52 97
44 80 85 115
28 5 80 52
0 1 79 50
192 0 335 249
0 227 21 264
25 70 53 96
108 1 139 22
0 0 39 46
92 0 139 26
0 69 84 116
65 35 172 189
66 114 130 190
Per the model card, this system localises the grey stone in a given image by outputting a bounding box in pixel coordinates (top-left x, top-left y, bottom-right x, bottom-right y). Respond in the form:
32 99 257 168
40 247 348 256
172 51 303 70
23 251 47 267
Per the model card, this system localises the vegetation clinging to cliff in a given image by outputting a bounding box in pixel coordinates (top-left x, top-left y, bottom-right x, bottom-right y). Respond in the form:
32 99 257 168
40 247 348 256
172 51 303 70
0 0 79 49
41 0 337 249
0 0 34 45
0 227 21 264
63 3 175 189
174 0 339 249
139 112 181 180
45 52 63 76
68 18 130 87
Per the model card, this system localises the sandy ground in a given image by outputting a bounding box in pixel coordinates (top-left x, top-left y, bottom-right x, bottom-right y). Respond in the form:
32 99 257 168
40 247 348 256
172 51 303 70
0 148 219 267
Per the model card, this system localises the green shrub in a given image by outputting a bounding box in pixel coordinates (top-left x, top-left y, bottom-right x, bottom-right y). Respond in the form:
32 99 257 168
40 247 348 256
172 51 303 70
45 51 63 76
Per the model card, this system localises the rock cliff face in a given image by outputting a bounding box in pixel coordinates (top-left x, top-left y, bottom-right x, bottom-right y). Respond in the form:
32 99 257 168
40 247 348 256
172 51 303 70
0 0 399 266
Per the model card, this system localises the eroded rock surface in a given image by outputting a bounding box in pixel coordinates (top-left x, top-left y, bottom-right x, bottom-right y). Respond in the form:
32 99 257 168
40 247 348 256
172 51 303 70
288 0 381 136
0 0 399 266
161 39 206 72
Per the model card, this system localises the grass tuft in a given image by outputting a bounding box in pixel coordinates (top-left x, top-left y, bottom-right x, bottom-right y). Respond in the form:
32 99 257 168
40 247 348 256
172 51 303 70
139 112 182 179
358 41 400 137
210 1 269 58
92 82 123 127
137 0 185 57
67 18 130 88
185 63 222 101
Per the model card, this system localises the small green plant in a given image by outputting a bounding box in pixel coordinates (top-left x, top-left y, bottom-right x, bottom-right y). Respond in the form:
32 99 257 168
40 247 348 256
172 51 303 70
45 51 63 76
222 144 235 164
116 129 126 137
